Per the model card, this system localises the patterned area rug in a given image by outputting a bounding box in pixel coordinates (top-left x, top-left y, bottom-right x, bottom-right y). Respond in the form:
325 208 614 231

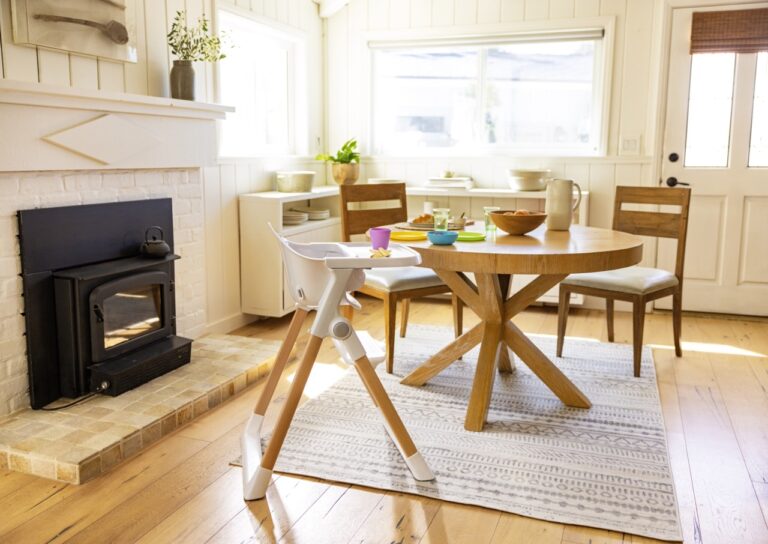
240 325 682 541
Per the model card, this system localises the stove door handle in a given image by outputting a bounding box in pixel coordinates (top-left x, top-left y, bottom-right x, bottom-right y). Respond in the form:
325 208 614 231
93 304 105 323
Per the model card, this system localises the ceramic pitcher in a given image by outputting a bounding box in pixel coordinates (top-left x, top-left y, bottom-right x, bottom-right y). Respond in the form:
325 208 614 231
545 179 582 231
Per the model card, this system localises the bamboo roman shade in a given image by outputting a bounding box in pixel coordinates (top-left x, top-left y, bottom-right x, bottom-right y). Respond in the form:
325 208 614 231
690 8 768 54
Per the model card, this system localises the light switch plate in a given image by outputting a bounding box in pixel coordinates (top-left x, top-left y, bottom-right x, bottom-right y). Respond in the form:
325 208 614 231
619 134 642 156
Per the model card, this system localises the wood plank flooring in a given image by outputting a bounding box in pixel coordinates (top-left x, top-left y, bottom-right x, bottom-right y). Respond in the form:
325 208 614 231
1 298 767 544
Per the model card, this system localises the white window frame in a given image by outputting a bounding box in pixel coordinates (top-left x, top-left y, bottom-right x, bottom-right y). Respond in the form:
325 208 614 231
214 5 309 159
364 18 615 158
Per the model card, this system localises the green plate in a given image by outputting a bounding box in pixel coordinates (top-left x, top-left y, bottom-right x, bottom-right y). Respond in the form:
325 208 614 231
457 231 486 242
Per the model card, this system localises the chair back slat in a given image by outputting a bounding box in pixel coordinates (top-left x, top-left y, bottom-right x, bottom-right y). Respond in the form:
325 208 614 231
340 183 408 240
614 211 682 239
613 186 688 206
612 186 692 280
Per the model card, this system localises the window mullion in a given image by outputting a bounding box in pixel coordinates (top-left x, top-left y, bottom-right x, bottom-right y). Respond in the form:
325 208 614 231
477 48 488 146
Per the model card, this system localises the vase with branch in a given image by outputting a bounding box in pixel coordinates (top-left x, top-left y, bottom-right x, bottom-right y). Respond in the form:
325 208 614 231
167 11 226 100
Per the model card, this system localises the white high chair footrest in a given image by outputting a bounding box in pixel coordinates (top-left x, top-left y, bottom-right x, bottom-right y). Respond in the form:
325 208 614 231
241 414 272 500
357 330 385 365
324 243 421 269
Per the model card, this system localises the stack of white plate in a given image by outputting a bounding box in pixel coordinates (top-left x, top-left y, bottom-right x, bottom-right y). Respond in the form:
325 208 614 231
290 206 330 221
283 211 309 226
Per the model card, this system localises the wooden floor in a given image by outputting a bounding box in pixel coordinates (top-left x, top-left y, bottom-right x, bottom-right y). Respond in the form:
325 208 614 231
1 298 767 544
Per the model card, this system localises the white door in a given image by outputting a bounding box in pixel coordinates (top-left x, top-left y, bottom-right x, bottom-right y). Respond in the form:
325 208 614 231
659 4 768 316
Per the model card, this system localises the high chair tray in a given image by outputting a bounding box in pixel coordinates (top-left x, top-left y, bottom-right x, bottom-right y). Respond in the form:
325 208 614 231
325 242 421 269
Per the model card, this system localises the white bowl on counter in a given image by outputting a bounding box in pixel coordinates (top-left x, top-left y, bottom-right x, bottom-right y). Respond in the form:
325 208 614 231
276 171 315 193
507 169 551 191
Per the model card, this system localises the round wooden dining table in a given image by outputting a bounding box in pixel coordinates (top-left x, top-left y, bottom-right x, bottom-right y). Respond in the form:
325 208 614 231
395 224 643 432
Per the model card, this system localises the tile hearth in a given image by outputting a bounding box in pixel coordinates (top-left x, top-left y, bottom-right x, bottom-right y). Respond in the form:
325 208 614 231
0 335 280 484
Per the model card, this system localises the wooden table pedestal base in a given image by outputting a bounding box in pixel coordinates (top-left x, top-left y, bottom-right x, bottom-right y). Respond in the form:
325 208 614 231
401 270 592 431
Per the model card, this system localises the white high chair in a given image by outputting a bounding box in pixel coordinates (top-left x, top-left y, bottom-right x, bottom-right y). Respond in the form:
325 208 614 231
241 229 435 500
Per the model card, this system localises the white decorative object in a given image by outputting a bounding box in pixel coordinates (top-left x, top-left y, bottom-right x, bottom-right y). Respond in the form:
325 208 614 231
427 176 474 189
545 178 583 231
43 114 159 164
11 0 138 63
507 169 551 191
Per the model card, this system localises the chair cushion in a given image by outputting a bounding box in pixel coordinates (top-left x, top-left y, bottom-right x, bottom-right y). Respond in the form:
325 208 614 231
364 267 445 292
562 266 679 295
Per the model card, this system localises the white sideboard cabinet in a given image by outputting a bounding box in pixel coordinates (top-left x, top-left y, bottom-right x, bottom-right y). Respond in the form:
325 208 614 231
240 186 341 317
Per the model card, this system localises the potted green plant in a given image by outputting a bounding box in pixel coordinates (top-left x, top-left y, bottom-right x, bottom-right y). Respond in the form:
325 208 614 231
167 11 226 100
316 138 361 185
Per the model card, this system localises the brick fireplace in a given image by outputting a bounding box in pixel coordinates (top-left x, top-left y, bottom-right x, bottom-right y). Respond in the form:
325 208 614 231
0 169 206 417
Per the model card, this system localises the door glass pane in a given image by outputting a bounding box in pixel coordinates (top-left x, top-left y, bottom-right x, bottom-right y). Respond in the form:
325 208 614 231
103 285 163 349
749 52 768 167
684 53 735 167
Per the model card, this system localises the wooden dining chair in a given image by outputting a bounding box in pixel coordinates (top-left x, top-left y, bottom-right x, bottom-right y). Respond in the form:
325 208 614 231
556 186 692 377
339 182 463 373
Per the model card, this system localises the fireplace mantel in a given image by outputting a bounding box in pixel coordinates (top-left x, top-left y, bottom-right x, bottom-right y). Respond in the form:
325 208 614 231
0 80 234 172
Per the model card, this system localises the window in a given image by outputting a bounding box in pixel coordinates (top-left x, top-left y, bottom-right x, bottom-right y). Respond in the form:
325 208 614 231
217 10 307 157
684 53 736 167
749 52 768 167
370 30 607 156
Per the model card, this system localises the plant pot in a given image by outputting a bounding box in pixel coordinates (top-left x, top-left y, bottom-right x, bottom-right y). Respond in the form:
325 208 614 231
170 60 195 101
331 163 359 186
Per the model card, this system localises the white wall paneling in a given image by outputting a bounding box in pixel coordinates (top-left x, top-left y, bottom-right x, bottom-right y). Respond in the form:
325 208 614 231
205 0 325 333
324 0 661 309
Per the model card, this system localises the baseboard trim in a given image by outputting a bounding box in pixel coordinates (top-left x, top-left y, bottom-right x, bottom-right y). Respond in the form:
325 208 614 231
205 313 261 335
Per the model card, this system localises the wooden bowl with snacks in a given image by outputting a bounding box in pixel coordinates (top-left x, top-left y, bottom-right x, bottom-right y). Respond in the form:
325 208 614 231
489 210 546 235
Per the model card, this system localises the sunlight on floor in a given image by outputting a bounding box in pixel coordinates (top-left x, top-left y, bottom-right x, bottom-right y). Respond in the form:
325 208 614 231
647 341 766 358
286 363 348 398
532 333 766 358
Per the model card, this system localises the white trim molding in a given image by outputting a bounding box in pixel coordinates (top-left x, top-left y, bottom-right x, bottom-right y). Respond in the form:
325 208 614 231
0 80 234 172
316 0 349 18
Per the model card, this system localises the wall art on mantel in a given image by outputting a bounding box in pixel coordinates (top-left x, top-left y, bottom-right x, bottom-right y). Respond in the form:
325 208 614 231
11 0 137 63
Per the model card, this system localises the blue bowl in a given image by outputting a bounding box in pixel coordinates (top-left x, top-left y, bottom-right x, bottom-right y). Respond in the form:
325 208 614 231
427 230 458 245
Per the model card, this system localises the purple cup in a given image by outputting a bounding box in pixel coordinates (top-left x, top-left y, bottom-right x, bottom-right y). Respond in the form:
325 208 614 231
370 227 391 250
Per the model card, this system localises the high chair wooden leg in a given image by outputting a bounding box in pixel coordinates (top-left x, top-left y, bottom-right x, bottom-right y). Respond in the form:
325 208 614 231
253 308 308 417
352 355 434 481
260 334 324 471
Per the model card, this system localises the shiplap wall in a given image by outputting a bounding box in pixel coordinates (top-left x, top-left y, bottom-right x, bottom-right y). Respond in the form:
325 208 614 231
0 0 326 333
202 0 326 334
325 0 662 232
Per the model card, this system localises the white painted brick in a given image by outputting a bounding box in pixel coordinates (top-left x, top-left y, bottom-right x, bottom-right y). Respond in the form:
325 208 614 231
0 256 20 277
63 173 102 191
117 187 151 200
0 176 20 196
0 195 40 217
178 184 202 198
40 192 81 207
1 276 22 298
102 172 136 189
8 391 31 416
134 172 165 187
20 176 64 194
80 189 120 203
6 355 27 377
174 199 192 215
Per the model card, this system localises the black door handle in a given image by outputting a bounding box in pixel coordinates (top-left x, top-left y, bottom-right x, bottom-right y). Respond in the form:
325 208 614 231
665 177 690 187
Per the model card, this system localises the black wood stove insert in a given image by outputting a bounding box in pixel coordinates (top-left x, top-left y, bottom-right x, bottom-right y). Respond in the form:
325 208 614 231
18 199 192 409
